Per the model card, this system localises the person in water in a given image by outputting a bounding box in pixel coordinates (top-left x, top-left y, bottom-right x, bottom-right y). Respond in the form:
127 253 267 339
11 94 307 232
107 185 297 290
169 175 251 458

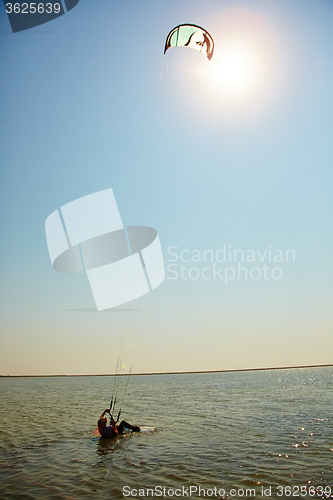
98 409 140 439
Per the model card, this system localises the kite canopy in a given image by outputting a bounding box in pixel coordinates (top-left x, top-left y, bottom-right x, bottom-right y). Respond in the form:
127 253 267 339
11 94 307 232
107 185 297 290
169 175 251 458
164 24 214 61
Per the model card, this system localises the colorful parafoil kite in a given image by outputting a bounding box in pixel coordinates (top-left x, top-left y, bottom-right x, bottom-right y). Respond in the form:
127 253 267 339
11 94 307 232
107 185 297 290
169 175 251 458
164 24 214 61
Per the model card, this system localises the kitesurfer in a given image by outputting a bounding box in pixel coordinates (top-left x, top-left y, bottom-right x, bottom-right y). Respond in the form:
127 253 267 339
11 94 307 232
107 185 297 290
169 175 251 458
98 409 140 438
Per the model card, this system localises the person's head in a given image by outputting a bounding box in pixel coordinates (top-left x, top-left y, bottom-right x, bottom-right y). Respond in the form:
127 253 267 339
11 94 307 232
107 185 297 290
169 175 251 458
98 417 107 429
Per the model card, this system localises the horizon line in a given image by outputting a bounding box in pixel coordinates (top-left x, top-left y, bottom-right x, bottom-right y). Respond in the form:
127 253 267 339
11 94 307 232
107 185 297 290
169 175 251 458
1 363 332 378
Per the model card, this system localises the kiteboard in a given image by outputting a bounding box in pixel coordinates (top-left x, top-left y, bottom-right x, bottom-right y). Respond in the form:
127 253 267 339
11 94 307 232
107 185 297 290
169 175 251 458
123 426 155 434
93 426 155 438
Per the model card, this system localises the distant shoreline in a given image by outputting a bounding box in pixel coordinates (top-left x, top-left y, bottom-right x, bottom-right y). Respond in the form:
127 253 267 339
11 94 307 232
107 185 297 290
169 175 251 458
1 363 332 378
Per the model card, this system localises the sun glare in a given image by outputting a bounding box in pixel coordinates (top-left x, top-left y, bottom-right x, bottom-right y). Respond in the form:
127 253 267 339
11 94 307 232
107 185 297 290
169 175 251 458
206 42 262 99
179 9 281 116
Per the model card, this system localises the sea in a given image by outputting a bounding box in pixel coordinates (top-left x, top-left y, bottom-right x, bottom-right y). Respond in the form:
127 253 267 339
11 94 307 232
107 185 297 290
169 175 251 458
0 366 332 500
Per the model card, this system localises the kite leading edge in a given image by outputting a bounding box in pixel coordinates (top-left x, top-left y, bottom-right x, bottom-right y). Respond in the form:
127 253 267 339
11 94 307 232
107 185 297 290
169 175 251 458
164 24 214 61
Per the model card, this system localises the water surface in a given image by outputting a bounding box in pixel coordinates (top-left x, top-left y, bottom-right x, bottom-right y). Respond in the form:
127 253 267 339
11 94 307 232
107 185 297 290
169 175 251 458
0 367 332 499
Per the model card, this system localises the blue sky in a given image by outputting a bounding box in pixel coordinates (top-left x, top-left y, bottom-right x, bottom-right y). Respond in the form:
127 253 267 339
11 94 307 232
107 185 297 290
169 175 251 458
0 0 332 375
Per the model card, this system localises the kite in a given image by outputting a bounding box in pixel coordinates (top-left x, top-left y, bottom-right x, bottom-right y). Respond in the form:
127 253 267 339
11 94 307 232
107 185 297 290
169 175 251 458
164 24 214 61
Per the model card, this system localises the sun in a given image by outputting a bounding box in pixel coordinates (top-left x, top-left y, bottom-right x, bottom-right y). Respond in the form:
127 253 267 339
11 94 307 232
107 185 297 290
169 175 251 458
204 41 263 100
179 9 281 116
219 46 257 88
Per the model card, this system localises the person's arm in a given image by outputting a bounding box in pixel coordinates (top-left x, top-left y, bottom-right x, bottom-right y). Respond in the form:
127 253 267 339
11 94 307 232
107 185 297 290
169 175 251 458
111 418 118 434
100 409 110 419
